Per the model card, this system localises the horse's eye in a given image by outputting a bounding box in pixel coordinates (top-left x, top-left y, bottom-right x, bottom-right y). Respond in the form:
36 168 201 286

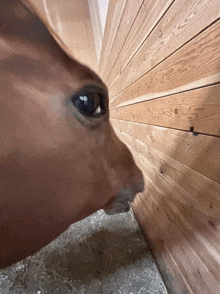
71 90 107 118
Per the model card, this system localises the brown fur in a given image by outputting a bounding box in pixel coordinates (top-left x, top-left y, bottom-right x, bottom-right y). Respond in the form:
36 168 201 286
0 0 144 268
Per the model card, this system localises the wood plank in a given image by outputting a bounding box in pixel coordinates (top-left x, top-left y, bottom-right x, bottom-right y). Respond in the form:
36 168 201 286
133 198 194 294
135 207 219 294
116 130 220 268
100 0 171 82
114 129 220 219
133 200 195 294
174 214 220 282
109 20 220 107
119 135 220 290
131 199 194 294
114 113 220 292
111 119 220 183
155 245 195 294
110 84 220 136
117 132 220 275
135 170 220 255
108 0 220 98
132 176 220 293
98 0 126 77
88 0 103 61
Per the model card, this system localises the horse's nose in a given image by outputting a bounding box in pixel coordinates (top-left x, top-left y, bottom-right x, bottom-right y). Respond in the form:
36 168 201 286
102 124 144 215
129 164 145 196
104 158 145 215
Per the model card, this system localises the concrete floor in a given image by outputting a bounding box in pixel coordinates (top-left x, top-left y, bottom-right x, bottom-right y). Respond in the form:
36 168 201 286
0 209 168 294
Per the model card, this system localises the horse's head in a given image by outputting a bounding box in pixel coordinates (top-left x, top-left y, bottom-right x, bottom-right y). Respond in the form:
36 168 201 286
0 0 144 268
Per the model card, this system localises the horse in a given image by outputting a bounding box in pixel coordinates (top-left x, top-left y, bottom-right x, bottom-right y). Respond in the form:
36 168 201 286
0 0 144 268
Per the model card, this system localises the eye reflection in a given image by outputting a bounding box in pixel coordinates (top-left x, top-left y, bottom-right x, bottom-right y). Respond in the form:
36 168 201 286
71 90 106 118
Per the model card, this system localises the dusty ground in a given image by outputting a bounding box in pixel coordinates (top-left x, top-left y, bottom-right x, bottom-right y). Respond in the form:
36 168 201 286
0 209 167 294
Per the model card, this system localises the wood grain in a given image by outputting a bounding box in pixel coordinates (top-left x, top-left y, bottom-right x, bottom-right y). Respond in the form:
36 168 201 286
114 129 220 218
87 0 103 61
98 0 126 77
132 198 194 294
114 130 220 292
132 182 220 293
108 0 220 98
135 191 220 293
100 0 220 292
111 119 220 182
100 0 172 82
110 84 220 136
110 20 220 108
132 168 220 292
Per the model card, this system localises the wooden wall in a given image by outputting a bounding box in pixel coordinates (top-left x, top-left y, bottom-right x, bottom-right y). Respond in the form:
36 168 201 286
99 0 220 293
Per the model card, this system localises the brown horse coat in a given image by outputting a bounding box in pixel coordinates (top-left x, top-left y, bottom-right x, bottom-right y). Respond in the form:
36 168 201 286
0 0 144 268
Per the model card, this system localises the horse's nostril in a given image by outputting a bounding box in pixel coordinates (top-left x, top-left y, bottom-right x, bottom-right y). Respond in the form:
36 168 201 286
130 167 145 195
104 202 130 215
103 177 144 215
135 178 145 194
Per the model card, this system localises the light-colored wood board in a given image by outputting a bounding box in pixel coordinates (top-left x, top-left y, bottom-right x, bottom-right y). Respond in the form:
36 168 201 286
114 129 220 219
111 84 220 136
141 199 219 291
111 119 220 183
26 0 98 71
136 171 220 255
133 200 194 294
109 20 220 107
159 230 219 293
88 0 103 61
134 165 220 282
106 0 174 87
171 210 220 281
133 148 218 293
118 125 220 293
147 168 220 280
100 0 171 82
108 0 220 97
117 129 220 272
155 244 195 294
121 143 220 277
110 73 220 109
132 201 195 294
98 0 126 77
133 182 220 292
132 177 219 293
132 198 193 294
